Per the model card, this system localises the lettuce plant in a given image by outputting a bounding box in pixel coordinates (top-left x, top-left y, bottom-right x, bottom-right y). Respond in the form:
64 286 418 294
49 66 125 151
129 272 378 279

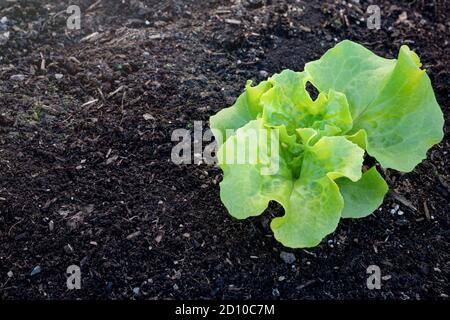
209 40 444 248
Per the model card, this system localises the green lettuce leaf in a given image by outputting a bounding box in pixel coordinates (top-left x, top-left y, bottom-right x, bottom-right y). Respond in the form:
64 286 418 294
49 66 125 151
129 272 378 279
305 40 444 172
217 119 293 219
337 167 388 219
271 136 364 248
351 46 444 172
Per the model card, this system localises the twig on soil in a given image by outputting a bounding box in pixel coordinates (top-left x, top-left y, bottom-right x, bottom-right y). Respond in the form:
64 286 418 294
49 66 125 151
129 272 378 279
87 0 103 12
120 90 126 114
68 56 81 65
296 280 316 290
389 191 417 212
81 99 98 107
40 52 46 71
97 87 105 101
423 202 431 220
225 19 242 25
81 32 101 43
8 218 24 236
49 10 66 22
108 85 124 98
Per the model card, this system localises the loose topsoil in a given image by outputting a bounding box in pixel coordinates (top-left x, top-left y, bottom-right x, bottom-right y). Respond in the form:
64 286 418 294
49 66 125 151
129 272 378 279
0 0 449 300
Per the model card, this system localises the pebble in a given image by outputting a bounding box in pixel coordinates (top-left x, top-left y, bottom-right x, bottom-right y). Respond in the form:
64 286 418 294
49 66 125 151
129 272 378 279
280 251 296 264
390 204 400 214
0 31 9 45
132 287 140 295
272 288 280 297
30 265 42 276
7 271 13 278
173 284 179 290
0 16 8 45
259 70 269 78
142 51 150 59
49 220 54 231
154 233 163 243
55 73 64 80
10 74 26 81
142 113 155 121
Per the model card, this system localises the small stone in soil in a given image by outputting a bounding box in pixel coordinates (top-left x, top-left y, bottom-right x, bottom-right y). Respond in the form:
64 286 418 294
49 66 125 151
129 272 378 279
0 31 9 45
7 271 13 278
390 204 400 214
272 288 280 297
10 74 26 81
143 113 155 121
280 251 296 264
155 233 163 243
259 70 269 78
30 265 42 276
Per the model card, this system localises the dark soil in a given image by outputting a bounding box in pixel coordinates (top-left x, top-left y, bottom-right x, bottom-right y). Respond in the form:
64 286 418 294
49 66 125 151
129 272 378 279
0 0 449 300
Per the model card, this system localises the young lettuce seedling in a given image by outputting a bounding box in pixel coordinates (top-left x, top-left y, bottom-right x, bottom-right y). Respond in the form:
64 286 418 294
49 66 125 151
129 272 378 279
209 40 444 248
